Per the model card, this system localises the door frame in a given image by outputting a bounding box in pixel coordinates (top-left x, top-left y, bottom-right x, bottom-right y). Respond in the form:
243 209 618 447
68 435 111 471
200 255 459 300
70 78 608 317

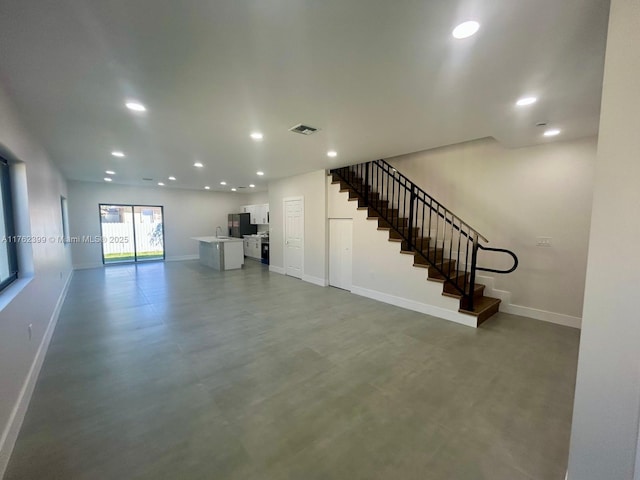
283 196 304 278
98 203 166 265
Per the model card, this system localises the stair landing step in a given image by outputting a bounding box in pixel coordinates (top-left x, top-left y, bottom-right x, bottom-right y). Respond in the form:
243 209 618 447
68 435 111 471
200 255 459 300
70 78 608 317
459 297 501 325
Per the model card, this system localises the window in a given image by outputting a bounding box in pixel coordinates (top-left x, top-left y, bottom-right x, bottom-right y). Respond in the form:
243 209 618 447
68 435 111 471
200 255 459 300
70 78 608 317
99 204 165 263
60 196 70 244
0 156 18 291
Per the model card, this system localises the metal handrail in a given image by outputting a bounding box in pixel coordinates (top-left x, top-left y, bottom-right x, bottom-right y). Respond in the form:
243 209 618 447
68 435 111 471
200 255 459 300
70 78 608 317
374 159 489 243
331 160 518 311
477 245 519 274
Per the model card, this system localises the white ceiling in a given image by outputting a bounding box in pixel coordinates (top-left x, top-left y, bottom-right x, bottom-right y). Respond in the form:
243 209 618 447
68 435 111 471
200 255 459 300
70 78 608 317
0 0 609 193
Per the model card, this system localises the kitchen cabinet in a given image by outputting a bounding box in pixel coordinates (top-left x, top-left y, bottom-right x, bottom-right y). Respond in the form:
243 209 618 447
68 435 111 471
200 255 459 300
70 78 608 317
243 237 261 259
191 237 244 270
241 203 269 224
255 204 267 224
242 205 256 223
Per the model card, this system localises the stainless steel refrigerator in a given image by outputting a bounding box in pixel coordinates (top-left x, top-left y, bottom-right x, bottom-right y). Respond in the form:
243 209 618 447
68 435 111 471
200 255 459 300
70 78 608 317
228 213 257 238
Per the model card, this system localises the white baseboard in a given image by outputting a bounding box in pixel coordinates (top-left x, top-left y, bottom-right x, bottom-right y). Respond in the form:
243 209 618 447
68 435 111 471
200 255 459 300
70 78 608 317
268 267 326 286
475 275 581 328
72 262 103 270
269 265 286 275
350 285 478 328
500 304 581 329
302 274 328 287
0 270 74 479
165 255 198 262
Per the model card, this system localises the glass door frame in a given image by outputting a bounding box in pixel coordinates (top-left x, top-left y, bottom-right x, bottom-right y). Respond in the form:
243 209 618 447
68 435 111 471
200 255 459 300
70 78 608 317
98 203 166 265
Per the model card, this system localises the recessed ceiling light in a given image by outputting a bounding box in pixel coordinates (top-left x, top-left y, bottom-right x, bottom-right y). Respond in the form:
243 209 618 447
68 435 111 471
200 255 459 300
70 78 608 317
104 177 112 182
544 129 561 137
194 162 204 168
250 132 263 141
111 151 125 158
125 101 146 112
231 188 237 192
516 96 538 106
105 170 115 175
327 150 338 158
168 176 176 181
158 182 165 186
220 181 227 185
256 171 264 176
452 21 480 39
204 186 211 190
249 184 255 188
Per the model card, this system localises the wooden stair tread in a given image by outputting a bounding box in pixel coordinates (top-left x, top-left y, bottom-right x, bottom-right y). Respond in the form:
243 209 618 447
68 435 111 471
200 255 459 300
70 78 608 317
459 296 501 316
428 268 465 280
442 283 485 299
426 276 446 284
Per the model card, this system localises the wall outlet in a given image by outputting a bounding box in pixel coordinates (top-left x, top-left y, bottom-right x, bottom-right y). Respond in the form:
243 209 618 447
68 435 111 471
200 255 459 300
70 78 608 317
536 237 552 247
28 324 33 340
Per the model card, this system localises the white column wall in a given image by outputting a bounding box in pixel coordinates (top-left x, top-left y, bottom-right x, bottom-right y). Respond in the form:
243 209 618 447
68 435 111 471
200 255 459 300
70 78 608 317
568 1 640 478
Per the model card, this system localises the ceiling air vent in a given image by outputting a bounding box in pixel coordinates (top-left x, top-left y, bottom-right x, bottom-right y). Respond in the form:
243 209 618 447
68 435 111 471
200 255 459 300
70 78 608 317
142 178 153 181
289 123 320 135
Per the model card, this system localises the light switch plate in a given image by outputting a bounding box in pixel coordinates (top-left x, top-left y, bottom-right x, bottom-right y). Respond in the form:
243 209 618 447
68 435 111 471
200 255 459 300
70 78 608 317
536 237 552 247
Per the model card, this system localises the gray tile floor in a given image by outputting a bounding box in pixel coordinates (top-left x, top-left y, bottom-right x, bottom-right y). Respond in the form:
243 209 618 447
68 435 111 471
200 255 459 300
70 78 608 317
5 260 580 480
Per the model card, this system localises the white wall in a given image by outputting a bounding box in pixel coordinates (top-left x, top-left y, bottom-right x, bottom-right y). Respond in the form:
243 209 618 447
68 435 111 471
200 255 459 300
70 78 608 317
387 136 596 326
268 170 326 285
244 191 269 205
68 181 245 268
0 85 73 475
568 1 640 478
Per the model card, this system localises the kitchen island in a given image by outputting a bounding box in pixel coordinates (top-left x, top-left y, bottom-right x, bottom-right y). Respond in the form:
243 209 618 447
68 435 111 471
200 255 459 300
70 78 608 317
191 236 244 271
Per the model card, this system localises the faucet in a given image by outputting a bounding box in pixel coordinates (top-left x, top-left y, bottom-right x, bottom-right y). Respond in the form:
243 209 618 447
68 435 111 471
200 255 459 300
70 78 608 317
215 226 223 238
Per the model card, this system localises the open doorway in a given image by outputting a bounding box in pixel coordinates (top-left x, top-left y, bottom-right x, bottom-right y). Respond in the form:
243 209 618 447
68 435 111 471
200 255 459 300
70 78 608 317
99 204 164 264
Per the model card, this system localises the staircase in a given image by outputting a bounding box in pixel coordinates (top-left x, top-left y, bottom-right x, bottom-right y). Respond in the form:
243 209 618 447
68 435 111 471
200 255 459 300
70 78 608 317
330 160 518 326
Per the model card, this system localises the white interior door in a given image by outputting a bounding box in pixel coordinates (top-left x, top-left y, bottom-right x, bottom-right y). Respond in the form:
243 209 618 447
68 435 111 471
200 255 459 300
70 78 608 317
329 219 353 290
284 197 303 278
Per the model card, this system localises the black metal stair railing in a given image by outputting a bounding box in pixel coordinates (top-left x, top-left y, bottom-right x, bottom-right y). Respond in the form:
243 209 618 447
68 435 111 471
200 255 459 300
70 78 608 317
331 159 518 311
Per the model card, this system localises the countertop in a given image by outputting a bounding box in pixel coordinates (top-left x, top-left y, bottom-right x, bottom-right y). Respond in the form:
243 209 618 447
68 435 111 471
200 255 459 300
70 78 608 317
243 234 269 243
191 236 243 243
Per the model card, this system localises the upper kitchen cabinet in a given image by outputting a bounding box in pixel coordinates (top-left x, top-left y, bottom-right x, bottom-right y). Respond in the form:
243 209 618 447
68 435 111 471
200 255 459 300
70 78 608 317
241 203 269 224
242 204 255 223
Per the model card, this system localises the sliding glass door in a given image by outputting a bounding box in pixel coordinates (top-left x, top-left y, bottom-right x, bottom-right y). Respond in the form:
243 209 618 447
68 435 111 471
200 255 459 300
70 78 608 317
99 204 164 264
